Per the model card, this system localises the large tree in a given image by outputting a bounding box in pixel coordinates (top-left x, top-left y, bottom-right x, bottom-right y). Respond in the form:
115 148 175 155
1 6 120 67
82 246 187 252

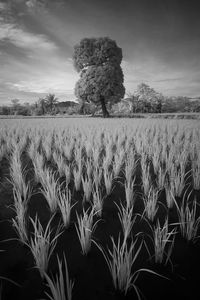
73 37 125 117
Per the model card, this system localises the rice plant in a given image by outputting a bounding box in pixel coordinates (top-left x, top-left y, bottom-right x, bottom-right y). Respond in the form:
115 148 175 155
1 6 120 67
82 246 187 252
142 187 159 222
156 166 167 190
27 136 40 160
84 158 93 179
124 152 137 183
64 164 71 187
102 152 113 172
104 141 114 168
95 235 164 298
92 165 103 187
103 167 114 196
73 163 82 192
58 187 76 228
62 141 74 161
28 215 63 278
169 164 186 197
112 149 124 177
75 207 100 255
116 202 137 240
0 144 6 161
11 187 30 244
44 254 74 300
151 150 161 174
9 148 30 200
40 169 59 213
84 140 93 158
42 134 53 161
125 176 136 209
146 218 176 266
92 183 104 217
53 152 66 177
173 192 200 242
192 159 200 190
164 184 175 209
91 145 100 165
81 175 93 203
141 164 152 197
32 151 45 183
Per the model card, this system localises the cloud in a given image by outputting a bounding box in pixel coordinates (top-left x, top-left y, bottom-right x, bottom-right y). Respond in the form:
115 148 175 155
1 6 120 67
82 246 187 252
0 21 58 52
0 2 8 11
26 0 38 8
25 0 64 12
6 68 77 95
25 0 48 13
121 58 200 97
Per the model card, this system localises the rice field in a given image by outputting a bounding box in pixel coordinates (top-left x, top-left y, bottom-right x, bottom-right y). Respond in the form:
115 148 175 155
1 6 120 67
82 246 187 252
0 117 200 300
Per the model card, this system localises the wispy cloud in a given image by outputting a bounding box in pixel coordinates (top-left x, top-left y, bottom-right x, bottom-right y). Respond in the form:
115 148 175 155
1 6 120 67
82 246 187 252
0 21 57 52
0 2 7 11
8 72 76 94
0 0 200 103
122 58 200 97
0 52 78 102
25 0 64 10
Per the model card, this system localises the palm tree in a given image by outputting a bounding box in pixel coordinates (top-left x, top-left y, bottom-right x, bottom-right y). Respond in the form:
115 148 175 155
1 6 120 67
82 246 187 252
45 94 58 114
38 98 47 115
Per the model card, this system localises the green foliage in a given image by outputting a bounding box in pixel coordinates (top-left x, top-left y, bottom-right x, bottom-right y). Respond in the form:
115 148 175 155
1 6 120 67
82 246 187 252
73 37 123 72
73 37 125 117
45 94 58 114
132 83 164 113
75 64 124 105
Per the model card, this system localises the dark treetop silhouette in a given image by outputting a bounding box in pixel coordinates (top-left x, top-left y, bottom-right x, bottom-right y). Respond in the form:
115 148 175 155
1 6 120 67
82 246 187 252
73 37 125 117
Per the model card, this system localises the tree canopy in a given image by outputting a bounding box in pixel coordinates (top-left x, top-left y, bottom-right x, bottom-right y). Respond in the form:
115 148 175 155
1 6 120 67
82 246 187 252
73 37 125 117
130 83 164 113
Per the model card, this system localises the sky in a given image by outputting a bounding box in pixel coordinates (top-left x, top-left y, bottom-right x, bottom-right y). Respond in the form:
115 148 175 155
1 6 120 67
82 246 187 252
0 0 200 104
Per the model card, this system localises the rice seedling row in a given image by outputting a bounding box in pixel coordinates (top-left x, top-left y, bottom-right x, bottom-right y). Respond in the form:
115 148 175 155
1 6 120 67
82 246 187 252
0 118 200 300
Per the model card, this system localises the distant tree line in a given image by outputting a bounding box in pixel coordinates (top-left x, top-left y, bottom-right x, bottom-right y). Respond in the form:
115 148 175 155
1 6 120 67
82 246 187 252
0 94 79 116
111 83 200 114
0 85 200 116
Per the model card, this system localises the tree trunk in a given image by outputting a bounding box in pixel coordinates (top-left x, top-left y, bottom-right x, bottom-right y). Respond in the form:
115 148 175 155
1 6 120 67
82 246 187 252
79 102 85 114
100 96 109 117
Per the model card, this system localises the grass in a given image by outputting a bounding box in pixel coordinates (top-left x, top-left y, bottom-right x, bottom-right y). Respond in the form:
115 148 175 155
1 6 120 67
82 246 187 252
103 167 114 196
125 176 136 209
44 254 74 300
11 187 29 244
146 218 176 266
53 152 66 177
95 234 166 299
116 202 137 240
192 160 200 190
32 151 45 182
75 207 100 255
57 187 76 228
0 118 200 299
112 150 124 177
164 184 175 209
141 163 152 197
92 182 104 217
27 215 63 278
9 148 31 201
40 169 59 213
81 174 93 203
73 163 82 192
173 190 200 242
92 165 103 187
142 186 159 222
